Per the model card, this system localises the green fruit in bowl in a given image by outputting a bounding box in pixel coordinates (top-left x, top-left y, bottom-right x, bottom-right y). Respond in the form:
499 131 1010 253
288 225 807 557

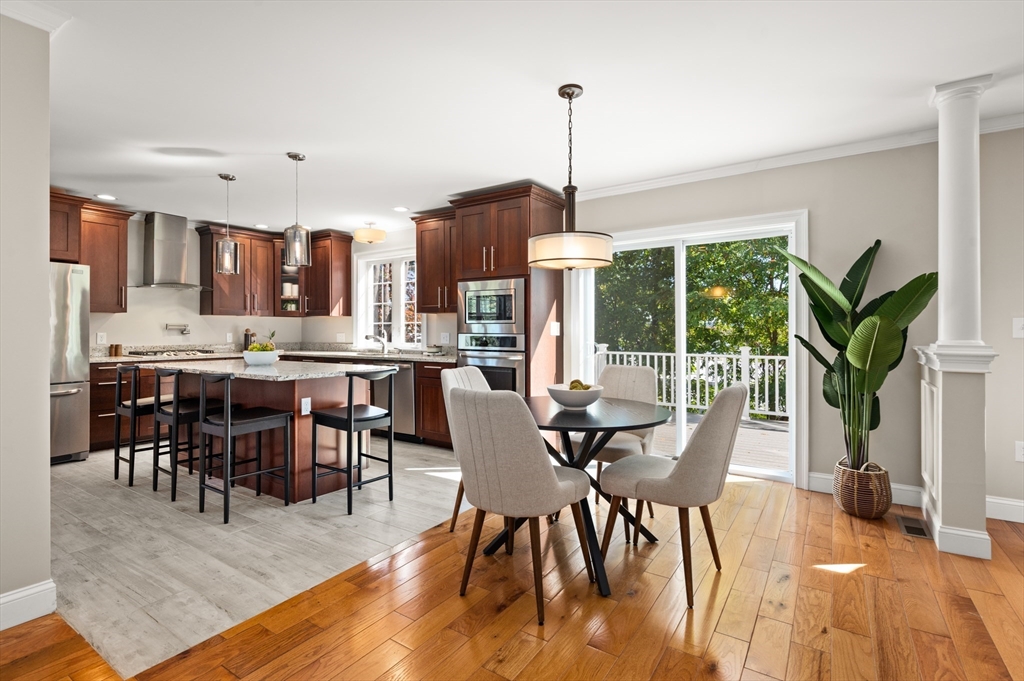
247 331 277 352
569 379 592 391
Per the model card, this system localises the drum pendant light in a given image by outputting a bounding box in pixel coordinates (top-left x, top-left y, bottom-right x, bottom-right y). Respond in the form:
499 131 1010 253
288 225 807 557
283 152 311 267
354 221 387 244
527 84 613 270
215 173 240 275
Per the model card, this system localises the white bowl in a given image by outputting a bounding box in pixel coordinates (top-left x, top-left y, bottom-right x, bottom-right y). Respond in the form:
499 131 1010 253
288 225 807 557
547 384 603 410
243 350 280 365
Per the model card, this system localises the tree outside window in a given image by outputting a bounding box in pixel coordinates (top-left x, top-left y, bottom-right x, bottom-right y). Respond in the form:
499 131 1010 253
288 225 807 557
368 258 423 347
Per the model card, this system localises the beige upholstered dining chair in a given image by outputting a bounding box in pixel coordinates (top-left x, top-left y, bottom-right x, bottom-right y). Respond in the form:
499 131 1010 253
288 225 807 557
571 364 658 523
440 366 491 532
599 383 748 608
448 387 594 626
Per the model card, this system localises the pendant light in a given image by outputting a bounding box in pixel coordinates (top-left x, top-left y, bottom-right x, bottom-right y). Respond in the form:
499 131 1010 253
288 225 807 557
283 152 311 267
215 173 240 275
527 84 613 270
354 221 387 244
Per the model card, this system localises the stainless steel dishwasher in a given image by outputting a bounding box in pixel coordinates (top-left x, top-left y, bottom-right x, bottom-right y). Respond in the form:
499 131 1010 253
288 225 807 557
370 361 416 440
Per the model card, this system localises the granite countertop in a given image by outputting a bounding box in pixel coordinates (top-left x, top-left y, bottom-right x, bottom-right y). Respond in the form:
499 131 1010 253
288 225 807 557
90 353 244 364
136 359 395 382
281 350 457 364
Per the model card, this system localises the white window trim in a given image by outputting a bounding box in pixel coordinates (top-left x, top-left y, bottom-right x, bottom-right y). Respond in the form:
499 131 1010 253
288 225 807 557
353 247 425 350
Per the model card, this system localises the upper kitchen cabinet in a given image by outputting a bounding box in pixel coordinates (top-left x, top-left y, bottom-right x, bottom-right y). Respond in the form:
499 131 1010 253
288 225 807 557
413 209 456 313
305 230 352 316
449 184 565 281
274 239 306 316
49 191 91 263
198 225 260 316
80 203 134 313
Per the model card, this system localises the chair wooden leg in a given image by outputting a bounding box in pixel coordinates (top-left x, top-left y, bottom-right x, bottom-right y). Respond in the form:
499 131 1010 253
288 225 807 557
678 507 693 608
601 496 622 558
633 498 644 546
570 502 594 583
622 502 632 544
505 517 515 555
449 480 465 533
700 505 722 571
595 462 603 504
529 517 545 625
647 500 655 519
461 509 486 596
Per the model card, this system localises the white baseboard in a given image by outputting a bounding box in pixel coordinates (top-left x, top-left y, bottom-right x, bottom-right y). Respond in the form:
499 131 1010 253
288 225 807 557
0 579 56 630
808 472 923 507
986 495 1024 523
934 524 993 559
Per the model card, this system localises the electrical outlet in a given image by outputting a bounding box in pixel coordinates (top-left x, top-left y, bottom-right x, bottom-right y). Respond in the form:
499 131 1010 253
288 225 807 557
96 332 107 345
550 322 561 337
301 397 311 415
440 332 450 344
1013 318 1024 339
1016 441 1024 463
226 332 233 343
336 332 346 342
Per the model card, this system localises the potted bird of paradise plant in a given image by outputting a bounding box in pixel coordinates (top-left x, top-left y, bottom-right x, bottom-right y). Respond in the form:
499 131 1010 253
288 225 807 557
776 241 937 518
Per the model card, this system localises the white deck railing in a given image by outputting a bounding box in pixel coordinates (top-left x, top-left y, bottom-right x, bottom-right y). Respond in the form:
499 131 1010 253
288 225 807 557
595 346 788 419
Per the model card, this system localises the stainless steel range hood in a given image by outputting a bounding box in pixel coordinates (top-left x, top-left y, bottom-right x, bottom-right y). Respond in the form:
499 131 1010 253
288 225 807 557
140 212 206 290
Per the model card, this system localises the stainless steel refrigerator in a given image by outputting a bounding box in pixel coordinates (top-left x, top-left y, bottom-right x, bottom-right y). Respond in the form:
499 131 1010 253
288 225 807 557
50 262 91 463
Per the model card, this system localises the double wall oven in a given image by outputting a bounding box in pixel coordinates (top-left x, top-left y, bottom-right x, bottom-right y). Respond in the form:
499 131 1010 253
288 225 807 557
457 278 526 396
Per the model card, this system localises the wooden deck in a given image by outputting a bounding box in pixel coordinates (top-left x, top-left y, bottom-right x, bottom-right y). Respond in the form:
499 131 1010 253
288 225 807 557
653 414 790 472
5 480 1022 681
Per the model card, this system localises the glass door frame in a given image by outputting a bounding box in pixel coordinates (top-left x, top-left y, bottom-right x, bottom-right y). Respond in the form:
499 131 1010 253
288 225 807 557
572 210 809 487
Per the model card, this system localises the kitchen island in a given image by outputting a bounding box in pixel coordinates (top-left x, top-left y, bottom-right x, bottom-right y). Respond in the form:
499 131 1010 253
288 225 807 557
138 359 394 503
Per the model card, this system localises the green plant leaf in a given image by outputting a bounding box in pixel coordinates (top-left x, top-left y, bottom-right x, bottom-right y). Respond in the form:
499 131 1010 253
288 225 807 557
869 395 881 430
875 272 938 329
822 370 841 408
857 364 890 394
888 327 909 372
854 290 895 325
840 239 881 310
776 247 852 313
801 275 852 348
847 315 904 371
796 334 833 371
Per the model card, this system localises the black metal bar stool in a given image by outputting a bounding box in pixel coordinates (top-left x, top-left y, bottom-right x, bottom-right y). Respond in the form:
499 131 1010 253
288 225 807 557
113 365 171 486
311 366 397 514
152 367 233 501
197 373 293 524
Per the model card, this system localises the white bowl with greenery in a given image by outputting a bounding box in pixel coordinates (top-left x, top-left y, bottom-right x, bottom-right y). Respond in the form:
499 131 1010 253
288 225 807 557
548 382 603 410
243 331 279 365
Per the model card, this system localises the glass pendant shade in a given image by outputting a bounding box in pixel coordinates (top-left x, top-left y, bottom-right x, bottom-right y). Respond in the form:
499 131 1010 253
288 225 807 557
528 231 613 269
283 223 311 267
216 237 240 275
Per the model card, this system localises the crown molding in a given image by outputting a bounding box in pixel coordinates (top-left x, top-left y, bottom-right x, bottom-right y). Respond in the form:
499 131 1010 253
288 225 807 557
577 113 1024 203
0 1 71 35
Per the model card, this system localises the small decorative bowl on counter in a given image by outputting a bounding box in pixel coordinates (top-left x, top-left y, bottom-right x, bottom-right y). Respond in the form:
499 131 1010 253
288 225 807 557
243 350 280 365
547 383 603 410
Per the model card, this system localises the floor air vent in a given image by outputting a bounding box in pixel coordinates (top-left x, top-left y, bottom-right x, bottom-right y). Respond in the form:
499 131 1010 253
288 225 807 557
896 515 932 539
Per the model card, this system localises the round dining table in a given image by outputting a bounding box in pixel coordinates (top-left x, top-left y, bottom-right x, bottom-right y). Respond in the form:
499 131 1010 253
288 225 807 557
481 395 673 597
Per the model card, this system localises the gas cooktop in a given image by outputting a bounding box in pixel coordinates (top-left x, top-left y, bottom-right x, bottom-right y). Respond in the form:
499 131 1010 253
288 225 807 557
128 350 217 357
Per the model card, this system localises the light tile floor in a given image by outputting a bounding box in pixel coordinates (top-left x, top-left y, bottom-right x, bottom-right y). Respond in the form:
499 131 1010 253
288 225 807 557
49 438 463 678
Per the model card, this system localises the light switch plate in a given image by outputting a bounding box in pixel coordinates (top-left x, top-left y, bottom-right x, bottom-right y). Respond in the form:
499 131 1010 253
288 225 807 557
96 332 107 345
301 397 311 415
1013 318 1024 339
226 332 233 343
1016 441 1024 463
550 321 561 336
440 332 450 344
336 332 346 342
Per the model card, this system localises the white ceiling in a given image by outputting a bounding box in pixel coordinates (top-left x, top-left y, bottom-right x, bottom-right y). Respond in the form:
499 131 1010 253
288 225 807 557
44 0 1024 233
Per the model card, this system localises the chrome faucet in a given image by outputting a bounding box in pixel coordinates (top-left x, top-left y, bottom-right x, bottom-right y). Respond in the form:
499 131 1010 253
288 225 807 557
365 334 387 354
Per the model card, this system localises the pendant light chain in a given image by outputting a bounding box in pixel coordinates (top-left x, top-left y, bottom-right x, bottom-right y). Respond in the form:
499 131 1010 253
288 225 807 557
567 93 573 185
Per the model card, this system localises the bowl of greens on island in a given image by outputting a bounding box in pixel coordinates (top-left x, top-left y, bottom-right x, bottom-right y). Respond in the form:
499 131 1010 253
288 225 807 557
243 331 280 365
548 380 603 410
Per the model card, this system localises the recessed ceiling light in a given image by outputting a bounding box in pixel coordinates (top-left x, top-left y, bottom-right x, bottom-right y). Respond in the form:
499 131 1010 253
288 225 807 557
255 224 268 229
95 194 117 201
393 206 409 212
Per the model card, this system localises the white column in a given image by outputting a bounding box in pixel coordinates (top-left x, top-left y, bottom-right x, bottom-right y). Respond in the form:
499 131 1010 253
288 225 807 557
917 75 997 559
932 74 991 346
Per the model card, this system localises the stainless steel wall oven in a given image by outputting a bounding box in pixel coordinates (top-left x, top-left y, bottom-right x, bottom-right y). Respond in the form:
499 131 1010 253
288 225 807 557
457 279 527 396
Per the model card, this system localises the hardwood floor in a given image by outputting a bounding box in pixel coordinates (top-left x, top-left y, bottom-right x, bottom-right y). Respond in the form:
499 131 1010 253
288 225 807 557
5 477 1022 681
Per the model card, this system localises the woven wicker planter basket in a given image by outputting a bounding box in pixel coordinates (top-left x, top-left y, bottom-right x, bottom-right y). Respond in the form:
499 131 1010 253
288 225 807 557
833 457 892 519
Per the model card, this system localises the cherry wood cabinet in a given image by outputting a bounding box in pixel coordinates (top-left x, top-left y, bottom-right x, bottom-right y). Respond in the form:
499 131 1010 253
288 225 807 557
249 238 275 317
274 240 306 316
49 191 91 263
81 204 133 313
414 363 451 445
449 184 564 282
414 210 456 313
198 226 253 316
89 362 157 451
305 230 352 317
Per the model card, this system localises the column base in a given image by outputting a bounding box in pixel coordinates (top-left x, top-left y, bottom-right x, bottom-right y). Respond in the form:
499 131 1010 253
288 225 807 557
915 342 997 373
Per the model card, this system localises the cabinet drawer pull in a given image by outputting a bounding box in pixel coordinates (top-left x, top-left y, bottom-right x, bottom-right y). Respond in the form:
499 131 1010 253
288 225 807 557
491 246 495 271
483 246 487 271
97 413 115 418
421 365 444 370
97 381 117 386
444 286 448 308
437 287 441 308
96 365 123 370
